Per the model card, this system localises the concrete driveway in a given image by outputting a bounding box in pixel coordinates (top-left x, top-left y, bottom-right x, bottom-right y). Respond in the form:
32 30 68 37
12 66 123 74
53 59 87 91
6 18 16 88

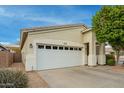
37 66 124 88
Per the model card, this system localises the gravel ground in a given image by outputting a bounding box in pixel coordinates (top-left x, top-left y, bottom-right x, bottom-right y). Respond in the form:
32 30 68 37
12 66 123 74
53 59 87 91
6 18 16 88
9 63 49 88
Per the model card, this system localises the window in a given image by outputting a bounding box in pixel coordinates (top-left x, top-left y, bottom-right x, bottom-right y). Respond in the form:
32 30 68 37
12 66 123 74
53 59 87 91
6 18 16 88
59 46 63 50
96 46 100 55
79 48 82 51
86 43 89 56
74 48 77 50
53 46 58 50
46 46 51 49
38 45 44 49
70 47 73 50
65 47 68 50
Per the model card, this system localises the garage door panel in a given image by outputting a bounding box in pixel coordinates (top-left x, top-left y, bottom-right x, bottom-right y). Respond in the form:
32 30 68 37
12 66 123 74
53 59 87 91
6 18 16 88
37 46 82 70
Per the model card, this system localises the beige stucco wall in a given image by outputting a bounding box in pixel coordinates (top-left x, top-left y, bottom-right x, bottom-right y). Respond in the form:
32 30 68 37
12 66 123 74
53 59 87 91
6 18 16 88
82 31 96 43
21 36 29 65
27 27 85 54
82 31 97 66
21 27 88 71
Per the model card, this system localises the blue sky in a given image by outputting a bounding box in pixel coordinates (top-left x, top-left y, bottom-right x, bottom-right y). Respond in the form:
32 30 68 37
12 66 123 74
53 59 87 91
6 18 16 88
0 5 102 45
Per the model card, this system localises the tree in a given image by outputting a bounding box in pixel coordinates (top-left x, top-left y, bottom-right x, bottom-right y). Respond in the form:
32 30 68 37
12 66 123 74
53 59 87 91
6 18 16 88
92 5 124 65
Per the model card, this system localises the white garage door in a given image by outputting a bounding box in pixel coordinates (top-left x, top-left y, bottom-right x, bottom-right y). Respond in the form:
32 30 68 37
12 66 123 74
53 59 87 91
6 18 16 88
36 44 82 70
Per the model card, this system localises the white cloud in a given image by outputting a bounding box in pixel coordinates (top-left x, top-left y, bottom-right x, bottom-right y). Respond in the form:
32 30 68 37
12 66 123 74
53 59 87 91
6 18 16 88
0 41 11 45
0 7 16 17
0 7 91 25
16 38 20 41
21 12 91 25
0 8 72 25
24 16 73 25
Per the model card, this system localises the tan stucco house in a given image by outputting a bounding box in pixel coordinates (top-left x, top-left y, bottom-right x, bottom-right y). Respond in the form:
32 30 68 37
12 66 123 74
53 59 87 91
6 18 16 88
20 24 106 71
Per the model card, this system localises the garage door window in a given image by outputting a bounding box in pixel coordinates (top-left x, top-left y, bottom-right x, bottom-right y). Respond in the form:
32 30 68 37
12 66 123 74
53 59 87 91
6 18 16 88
65 47 68 50
37 44 82 51
53 46 58 50
38 45 44 49
74 48 77 50
70 47 73 50
46 46 51 49
59 46 63 50
79 48 82 51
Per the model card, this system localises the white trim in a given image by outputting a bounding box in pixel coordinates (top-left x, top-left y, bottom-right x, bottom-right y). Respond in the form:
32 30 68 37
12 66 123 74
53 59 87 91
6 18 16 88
33 39 83 47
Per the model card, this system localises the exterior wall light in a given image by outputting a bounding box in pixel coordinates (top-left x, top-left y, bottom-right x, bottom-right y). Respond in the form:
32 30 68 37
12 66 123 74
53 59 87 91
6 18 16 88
29 43 33 48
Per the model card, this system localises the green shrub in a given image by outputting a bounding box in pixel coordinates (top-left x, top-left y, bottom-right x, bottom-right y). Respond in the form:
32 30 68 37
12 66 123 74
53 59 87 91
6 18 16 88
106 59 115 66
106 54 115 66
110 52 115 55
106 54 114 60
0 70 28 88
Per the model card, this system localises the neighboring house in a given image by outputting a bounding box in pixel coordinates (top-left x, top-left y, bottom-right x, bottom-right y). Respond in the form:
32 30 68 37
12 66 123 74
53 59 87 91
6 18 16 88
0 44 9 51
5 44 22 63
105 45 124 64
5 44 20 53
20 24 106 71
105 45 114 55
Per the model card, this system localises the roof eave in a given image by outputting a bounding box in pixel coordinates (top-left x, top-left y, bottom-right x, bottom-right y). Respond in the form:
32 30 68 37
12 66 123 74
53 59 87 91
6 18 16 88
81 28 92 34
20 24 88 50
20 31 28 50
